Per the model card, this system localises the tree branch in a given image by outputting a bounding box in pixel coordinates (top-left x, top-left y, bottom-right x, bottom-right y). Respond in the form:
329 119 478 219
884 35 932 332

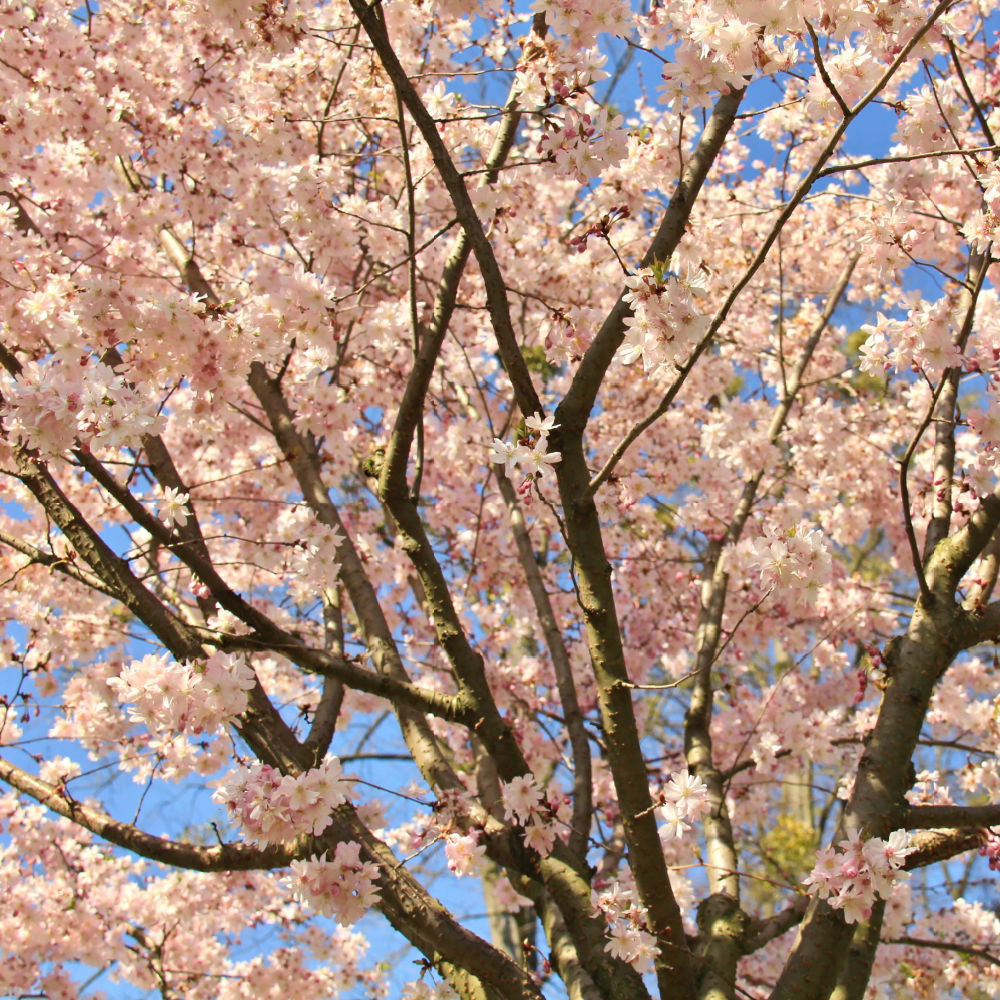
350 0 542 420
558 85 745 446
904 804 1000 829
495 470 592 861
581 0 953 506
0 526 117 596
302 586 347 763
0 755 298 871
922 248 990 563
888 935 1000 968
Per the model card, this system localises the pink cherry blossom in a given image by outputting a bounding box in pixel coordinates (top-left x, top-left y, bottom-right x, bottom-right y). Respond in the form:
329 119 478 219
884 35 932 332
287 842 381 925
804 830 913 924
500 774 544 826
156 485 190 528
443 832 486 876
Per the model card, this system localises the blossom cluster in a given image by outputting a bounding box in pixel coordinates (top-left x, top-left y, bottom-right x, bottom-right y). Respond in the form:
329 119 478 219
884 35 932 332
618 263 710 374
214 757 350 846
513 38 609 110
499 773 565 855
748 521 832 611
655 770 710 840
969 402 1000 468
514 36 628 184
443 832 487 877
107 651 255 735
286 523 344 589
591 870 660 975
961 163 1000 253
858 302 964 379
286 842 380 925
527 1 634 51
803 829 913 924
536 105 629 182
490 412 562 498
2 353 165 457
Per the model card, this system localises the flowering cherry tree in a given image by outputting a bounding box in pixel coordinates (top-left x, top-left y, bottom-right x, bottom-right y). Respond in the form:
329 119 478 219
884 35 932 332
5 0 1000 998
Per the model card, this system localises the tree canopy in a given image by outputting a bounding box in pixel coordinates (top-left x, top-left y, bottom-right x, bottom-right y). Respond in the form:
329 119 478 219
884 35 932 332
2 1 1000 998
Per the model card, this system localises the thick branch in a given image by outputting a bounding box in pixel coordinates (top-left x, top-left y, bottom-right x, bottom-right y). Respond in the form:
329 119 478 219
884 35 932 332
378 442 535 786
741 897 809 955
536 74 756 1000
553 437 696 999
925 481 1000 599
510 870 605 1000
956 597 1000 649
904 827 985 869
374 460 653 997
921 367 962 561
686 547 742 1000
826 901 884 1000
904 804 1000 829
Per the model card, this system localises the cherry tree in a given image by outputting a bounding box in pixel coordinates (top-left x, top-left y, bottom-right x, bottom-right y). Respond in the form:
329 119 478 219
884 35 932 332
3 0 1000 997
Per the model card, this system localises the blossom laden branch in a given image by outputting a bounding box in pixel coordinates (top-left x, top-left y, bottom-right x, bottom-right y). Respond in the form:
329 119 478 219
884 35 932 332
0 755 299 872
349 0 543 421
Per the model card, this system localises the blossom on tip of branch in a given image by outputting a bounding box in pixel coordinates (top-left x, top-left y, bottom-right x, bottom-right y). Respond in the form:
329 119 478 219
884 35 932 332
524 411 559 435
489 437 523 478
519 442 562 478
